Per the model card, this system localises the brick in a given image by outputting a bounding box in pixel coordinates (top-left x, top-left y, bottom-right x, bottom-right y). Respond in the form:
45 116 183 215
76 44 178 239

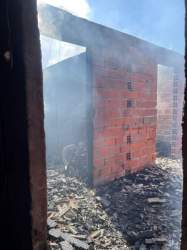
92 47 159 185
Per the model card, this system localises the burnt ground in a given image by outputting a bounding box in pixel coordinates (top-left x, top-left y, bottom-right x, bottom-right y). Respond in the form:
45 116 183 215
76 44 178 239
47 158 182 250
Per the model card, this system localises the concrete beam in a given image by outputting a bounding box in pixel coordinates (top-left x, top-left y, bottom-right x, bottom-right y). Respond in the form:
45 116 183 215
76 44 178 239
38 4 183 69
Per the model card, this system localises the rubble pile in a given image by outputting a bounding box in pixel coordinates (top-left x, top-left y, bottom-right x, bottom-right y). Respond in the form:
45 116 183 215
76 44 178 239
97 158 182 249
47 158 182 250
47 170 128 249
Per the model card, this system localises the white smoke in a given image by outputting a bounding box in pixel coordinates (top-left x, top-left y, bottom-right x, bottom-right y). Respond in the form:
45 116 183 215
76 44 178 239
40 35 86 68
37 0 90 68
37 0 91 18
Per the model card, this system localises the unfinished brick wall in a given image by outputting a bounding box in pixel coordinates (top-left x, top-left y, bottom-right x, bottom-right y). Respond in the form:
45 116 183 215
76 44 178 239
39 5 184 186
91 46 157 185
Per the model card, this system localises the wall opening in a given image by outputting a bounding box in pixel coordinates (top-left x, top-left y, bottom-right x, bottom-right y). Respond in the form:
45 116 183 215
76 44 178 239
156 63 184 249
41 36 91 183
157 64 184 159
157 64 175 157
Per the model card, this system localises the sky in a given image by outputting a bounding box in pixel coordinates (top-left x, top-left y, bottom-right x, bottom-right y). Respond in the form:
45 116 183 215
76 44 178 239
88 0 184 54
38 0 185 67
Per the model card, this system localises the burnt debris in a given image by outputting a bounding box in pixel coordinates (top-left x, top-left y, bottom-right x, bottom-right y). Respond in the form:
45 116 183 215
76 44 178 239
47 158 182 250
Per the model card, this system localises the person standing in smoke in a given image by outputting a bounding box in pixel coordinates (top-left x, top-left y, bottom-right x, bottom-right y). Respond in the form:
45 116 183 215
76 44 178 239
62 141 88 182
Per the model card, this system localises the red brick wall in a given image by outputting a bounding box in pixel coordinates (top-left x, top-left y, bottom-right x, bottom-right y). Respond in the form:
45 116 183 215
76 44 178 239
39 4 184 186
91 46 157 185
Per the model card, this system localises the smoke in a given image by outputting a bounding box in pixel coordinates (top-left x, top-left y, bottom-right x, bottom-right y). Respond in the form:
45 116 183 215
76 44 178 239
37 0 90 68
40 35 86 68
37 0 91 18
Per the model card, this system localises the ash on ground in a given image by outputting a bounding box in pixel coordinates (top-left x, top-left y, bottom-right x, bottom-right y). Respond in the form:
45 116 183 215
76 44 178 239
47 158 182 250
